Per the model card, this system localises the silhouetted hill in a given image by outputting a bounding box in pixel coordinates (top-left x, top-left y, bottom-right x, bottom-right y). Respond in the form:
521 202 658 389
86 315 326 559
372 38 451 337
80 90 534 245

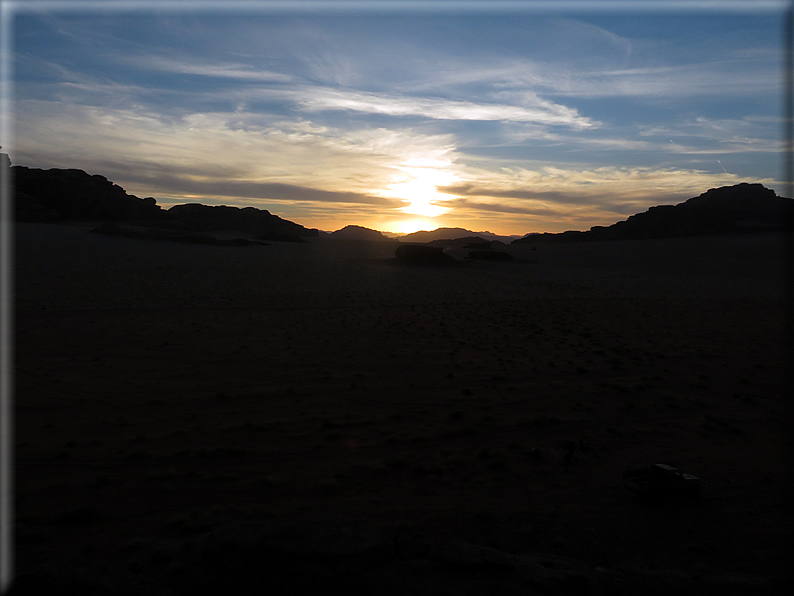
328 225 392 241
427 236 506 249
399 227 517 243
10 163 318 239
13 165 169 224
167 203 317 238
513 183 793 244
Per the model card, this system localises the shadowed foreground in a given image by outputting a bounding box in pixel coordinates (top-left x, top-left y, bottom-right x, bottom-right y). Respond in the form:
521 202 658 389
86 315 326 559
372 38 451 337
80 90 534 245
12 223 792 594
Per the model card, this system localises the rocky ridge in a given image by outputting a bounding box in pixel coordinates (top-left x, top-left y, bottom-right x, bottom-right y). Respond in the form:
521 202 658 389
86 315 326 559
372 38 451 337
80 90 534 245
10 163 318 240
514 183 793 244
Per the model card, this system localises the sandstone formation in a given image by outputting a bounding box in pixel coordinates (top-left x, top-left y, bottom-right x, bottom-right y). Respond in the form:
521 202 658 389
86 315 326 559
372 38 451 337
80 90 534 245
394 244 455 263
11 164 318 241
513 183 793 244
13 166 169 224
167 203 317 239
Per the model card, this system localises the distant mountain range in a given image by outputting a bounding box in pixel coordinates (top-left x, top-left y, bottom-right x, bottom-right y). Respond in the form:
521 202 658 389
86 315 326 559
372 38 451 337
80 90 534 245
325 225 394 241
396 227 522 244
8 158 792 243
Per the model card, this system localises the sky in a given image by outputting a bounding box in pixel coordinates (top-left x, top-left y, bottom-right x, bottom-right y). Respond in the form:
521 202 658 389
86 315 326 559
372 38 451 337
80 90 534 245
4 1 790 235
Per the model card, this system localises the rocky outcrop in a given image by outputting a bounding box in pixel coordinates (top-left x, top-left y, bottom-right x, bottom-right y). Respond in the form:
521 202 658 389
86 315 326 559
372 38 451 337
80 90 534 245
12 166 169 224
400 227 487 243
394 244 455 264
514 183 793 244
11 165 318 241
167 203 317 239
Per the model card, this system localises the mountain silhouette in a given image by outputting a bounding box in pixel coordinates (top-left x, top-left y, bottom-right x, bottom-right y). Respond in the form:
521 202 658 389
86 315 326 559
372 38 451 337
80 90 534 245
328 225 393 241
9 160 790 243
513 183 793 244
167 203 317 238
11 164 317 239
399 227 517 244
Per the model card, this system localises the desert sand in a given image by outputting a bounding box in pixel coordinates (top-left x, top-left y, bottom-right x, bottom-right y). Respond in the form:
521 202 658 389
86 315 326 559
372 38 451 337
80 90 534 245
11 222 792 594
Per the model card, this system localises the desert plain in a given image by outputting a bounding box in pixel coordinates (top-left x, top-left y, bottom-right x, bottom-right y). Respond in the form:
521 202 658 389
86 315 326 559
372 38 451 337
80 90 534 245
10 222 793 594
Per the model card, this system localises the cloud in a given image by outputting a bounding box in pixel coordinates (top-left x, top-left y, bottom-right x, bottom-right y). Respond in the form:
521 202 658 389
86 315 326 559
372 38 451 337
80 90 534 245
444 198 566 217
132 175 401 208
124 54 295 83
283 87 598 129
439 164 781 213
638 116 785 154
10 99 454 208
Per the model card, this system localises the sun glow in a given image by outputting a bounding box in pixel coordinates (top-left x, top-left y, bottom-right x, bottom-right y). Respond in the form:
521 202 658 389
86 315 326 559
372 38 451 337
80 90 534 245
385 158 458 218
392 219 436 234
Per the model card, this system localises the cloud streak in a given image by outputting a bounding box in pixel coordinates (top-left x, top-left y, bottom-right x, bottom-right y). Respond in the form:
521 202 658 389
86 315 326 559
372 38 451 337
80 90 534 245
275 87 599 128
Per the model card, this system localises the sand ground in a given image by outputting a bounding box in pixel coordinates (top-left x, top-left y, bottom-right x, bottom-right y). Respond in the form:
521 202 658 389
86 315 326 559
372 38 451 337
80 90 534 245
11 222 792 592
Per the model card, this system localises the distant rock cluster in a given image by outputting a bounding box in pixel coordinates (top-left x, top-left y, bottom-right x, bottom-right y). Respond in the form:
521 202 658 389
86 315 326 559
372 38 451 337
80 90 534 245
514 183 793 244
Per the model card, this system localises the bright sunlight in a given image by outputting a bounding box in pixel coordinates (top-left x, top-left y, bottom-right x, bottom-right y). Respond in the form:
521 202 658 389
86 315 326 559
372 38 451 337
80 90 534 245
385 158 458 218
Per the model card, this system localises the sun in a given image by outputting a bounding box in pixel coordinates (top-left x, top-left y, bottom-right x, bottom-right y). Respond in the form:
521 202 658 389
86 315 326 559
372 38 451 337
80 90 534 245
385 159 458 218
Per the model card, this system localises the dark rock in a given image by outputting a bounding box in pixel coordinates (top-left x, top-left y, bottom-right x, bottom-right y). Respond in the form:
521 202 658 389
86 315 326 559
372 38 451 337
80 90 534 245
513 183 793 243
167 203 317 238
394 244 455 263
427 236 508 250
10 164 319 240
12 166 170 223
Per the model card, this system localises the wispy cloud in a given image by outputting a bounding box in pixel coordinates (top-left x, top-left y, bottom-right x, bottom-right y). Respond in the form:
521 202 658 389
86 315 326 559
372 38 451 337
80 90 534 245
11 99 453 209
439 164 779 220
124 54 295 83
283 87 598 128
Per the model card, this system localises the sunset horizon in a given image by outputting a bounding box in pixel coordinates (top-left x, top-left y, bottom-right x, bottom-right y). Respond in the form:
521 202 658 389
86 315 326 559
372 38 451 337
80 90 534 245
5 1 789 236
7 4 792 593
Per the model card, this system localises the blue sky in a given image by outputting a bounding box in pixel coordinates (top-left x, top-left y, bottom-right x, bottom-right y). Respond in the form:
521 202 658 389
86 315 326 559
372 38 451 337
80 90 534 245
4 1 789 234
